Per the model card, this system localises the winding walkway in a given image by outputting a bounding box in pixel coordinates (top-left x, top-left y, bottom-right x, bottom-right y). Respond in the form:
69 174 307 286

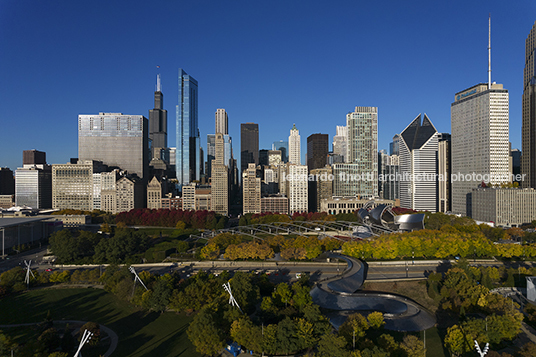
0 320 118 356
310 253 436 331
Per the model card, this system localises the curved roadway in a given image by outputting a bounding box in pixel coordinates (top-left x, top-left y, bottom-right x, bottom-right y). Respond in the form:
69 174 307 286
310 253 436 331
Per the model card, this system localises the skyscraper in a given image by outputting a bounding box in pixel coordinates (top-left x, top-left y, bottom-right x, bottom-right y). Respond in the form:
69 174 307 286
176 68 200 187
243 163 261 214
240 123 259 174
307 133 329 171
451 83 509 215
215 108 228 135
438 133 452 212
212 133 229 215
289 124 301 165
346 106 378 198
272 140 288 163
399 114 439 212
78 113 149 180
332 126 347 162
522 21 536 188
149 74 168 153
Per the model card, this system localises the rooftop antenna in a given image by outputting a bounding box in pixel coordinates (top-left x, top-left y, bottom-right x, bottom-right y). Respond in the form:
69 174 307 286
488 14 491 89
156 73 161 92
129 266 148 296
24 260 35 288
223 281 242 313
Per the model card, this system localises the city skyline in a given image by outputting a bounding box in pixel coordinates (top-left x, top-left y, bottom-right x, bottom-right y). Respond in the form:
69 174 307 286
1 1 535 171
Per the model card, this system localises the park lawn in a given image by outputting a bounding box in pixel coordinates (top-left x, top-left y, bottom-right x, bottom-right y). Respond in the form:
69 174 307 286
0 288 200 357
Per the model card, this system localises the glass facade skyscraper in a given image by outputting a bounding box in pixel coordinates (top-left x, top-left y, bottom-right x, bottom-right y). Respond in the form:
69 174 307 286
176 69 200 187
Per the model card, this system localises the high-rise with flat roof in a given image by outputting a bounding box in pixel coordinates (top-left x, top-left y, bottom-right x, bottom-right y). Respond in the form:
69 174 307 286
346 106 378 198
78 113 149 180
451 83 509 215
176 69 200 187
522 21 536 188
243 163 261 214
241 123 259 174
307 133 328 171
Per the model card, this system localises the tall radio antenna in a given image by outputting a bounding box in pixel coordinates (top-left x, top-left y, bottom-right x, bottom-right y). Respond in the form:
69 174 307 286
488 14 491 89
156 73 162 92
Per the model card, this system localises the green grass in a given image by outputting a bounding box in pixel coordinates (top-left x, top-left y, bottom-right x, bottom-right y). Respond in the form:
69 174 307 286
422 327 447 357
0 288 200 357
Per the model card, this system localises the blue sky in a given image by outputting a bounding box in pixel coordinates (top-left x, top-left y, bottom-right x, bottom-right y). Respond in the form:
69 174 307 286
1 0 535 172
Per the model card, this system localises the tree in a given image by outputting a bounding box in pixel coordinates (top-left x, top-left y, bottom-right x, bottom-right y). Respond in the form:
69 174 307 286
444 324 467 356
230 317 262 353
400 335 425 357
0 331 17 355
367 312 385 330
272 282 292 307
38 328 61 353
187 305 225 356
519 342 536 357
149 278 172 312
317 333 349 357
277 317 300 355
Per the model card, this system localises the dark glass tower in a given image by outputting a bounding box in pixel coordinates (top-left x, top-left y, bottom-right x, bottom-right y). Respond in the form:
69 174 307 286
241 123 259 174
307 133 329 171
149 74 168 152
176 69 200 187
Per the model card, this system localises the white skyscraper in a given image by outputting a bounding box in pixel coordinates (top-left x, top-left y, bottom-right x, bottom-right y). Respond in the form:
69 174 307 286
215 108 228 135
346 106 378 198
399 114 439 212
289 124 301 165
287 164 308 214
451 83 509 215
332 125 347 162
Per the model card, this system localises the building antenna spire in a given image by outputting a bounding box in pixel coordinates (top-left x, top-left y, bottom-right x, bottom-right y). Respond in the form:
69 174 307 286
488 14 491 89
156 73 161 92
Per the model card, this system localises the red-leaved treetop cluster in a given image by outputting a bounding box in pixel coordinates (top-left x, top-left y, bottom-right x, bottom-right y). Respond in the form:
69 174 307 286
115 208 221 229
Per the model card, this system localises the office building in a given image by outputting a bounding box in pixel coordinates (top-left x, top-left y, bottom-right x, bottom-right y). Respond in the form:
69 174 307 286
472 187 536 226
240 123 259 174
268 150 282 167
261 194 289 214
287 165 308 214
147 176 162 209
389 134 400 156
243 163 261 214
321 197 395 215
15 165 52 209
78 113 149 180
310 166 333 212
149 74 168 156
0 168 14 195
451 83 509 215
438 133 452 212
176 69 200 186
511 148 522 183
52 161 96 211
522 21 536 188
272 140 288 163
399 114 439 212
211 133 229 215
307 133 329 171
23 150 46 166
216 108 228 135
332 126 347 162
289 124 301 165
332 164 362 198
346 106 378 197
182 183 196 210
383 155 399 202
195 185 212 211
